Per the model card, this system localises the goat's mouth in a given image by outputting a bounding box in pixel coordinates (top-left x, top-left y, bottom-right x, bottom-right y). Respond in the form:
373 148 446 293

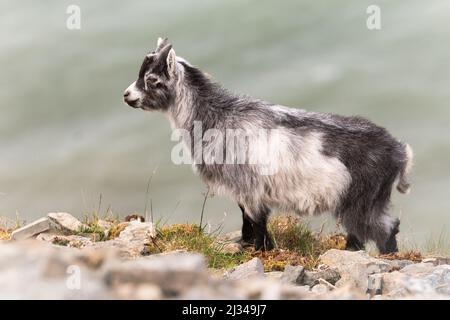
124 98 139 108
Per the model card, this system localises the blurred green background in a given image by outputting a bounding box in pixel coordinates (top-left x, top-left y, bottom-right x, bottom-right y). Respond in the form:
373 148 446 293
1 0 449 245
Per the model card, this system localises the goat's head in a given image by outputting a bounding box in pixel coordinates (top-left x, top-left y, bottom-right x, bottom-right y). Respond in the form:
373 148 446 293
123 37 178 111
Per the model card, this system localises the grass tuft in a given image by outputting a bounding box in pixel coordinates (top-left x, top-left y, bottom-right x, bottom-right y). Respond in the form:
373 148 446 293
146 224 251 270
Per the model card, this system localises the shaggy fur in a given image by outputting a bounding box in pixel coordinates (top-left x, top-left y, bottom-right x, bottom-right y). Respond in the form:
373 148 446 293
124 38 413 253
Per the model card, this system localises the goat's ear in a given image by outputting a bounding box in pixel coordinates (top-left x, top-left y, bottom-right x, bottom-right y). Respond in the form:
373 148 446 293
166 48 177 76
156 37 169 52
157 44 177 77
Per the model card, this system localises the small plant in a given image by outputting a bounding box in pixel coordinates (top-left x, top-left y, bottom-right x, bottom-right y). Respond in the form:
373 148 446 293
52 237 70 246
0 214 24 240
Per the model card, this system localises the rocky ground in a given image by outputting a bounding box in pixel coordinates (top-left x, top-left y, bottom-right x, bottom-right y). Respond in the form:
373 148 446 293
0 212 449 299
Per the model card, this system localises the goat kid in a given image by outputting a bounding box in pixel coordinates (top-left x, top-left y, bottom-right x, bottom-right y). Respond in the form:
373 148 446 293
123 38 413 253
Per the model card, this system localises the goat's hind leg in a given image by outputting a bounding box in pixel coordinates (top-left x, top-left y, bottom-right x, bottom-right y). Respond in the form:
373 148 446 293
345 233 365 251
372 215 400 254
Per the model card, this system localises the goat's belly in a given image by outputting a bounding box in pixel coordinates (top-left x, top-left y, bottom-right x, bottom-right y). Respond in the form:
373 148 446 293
262 154 352 215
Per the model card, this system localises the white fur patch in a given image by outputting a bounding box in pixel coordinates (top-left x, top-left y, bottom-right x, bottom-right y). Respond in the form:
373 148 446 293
259 130 351 216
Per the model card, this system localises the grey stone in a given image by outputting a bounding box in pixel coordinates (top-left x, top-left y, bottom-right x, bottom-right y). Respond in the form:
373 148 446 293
281 265 304 284
367 273 383 296
224 257 264 280
311 283 329 294
381 259 414 270
117 220 156 242
301 268 341 286
320 249 392 290
47 212 84 234
422 256 450 266
0 241 112 299
381 263 450 297
37 233 93 248
11 217 50 240
265 271 284 280
103 252 207 296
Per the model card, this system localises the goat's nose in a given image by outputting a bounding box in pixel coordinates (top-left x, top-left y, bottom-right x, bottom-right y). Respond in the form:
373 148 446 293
123 90 130 98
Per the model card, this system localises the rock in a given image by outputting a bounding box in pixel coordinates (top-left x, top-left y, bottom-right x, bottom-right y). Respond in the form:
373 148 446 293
300 268 341 287
422 256 450 266
281 265 304 284
367 273 383 296
280 285 312 299
36 233 93 248
221 242 243 254
224 257 264 280
89 221 157 259
232 277 311 300
47 212 84 234
316 285 367 300
117 220 156 242
311 283 329 294
11 217 50 240
0 241 113 299
104 251 207 296
265 271 283 280
114 283 162 300
381 259 413 270
320 249 392 290
378 263 450 298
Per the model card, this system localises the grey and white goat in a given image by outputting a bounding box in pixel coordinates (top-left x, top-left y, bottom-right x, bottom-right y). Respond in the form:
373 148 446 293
123 38 413 253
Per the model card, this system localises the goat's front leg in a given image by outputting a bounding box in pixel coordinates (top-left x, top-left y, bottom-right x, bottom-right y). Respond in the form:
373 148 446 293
251 206 274 251
238 204 255 246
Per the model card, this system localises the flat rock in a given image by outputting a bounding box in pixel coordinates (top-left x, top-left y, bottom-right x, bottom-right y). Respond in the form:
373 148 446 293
320 249 392 290
117 220 156 243
11 217 50 240
224 257 264 280
47 212 84 234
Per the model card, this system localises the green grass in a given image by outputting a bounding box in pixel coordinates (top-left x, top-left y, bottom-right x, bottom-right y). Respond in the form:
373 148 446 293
146 224 252 270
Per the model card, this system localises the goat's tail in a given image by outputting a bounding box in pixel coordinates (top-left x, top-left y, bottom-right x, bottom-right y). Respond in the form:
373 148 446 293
397 143 414 194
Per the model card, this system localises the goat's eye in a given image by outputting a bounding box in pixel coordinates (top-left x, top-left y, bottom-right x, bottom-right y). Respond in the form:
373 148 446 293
146 75 160 86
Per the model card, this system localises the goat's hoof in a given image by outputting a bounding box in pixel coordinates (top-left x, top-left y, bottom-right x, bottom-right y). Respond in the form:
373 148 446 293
238 238 254 248
255 238 274 251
